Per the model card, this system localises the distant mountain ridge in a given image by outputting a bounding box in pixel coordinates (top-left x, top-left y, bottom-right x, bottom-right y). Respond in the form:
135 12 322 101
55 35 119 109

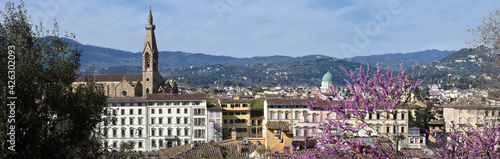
344 49 455 68
75 39 452 74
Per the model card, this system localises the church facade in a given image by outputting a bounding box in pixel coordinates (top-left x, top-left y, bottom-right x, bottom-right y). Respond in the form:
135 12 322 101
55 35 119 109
73 7 178 97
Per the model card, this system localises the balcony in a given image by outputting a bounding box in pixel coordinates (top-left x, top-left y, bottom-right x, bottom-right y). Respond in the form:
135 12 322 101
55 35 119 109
194 122 205 126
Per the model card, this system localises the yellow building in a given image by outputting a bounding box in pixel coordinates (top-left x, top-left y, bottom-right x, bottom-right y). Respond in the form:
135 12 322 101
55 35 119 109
220 99 251 139
265 121 294 153
250 110 264 138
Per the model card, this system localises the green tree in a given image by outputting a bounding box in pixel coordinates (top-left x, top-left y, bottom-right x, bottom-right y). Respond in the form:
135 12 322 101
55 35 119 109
251 86 266 93
0 2 107 158
249 98 265 110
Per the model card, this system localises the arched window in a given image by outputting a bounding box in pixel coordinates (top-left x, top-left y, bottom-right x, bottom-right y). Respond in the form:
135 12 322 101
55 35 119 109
145 53 151 68
146 88 150 94
107 85 110 96
122 90 127 96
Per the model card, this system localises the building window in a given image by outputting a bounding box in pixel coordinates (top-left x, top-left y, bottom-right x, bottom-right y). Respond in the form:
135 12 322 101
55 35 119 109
138 109 142 115
159 109 163 114
168 109 171 114
401 113 405 120
296 129 300 136
159 117 163 124
168 129 172 136
401 127 405 133
122 90 127 96
184 117 189 124
184 129 189 136
121 118 125 125
224 119 227 124
159 129 163 136
138 129 142 136
151 109 155 114
138 118 142 125
130 109 133 115
113 141 117 148
177 117 181 124
304 129 308 137
121 109 125 115
121 129 125 136
152 129 155 136
113 129 117 137
177 129 181 135
184 108 188 114
130 129 134 136
216 112 220 117
312 114 317 122
151 117 155 124
295 112 300 119
138 141 143 148
182 102 189 105
270 112 274 119
278 112 282 119
168 118 172 124
386 127 390 133
285 112 289 119
274 130 281 138
129 118 134 125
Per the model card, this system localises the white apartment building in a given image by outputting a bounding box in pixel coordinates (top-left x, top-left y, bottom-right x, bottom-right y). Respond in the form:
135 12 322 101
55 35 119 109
101 93 208 152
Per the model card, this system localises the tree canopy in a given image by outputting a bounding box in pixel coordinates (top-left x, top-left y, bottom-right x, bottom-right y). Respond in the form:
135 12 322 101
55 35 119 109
0 2 107 158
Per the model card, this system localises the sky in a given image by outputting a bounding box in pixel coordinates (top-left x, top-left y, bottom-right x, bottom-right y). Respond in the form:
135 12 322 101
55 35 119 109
8 0 500 58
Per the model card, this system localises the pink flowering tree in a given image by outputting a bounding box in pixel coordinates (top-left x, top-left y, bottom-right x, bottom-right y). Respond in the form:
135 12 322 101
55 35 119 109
298 63 423 158
429 120 500 158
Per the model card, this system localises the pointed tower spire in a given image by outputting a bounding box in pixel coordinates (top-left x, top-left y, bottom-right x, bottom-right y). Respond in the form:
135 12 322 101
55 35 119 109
142 6 164 96
147 6 153 25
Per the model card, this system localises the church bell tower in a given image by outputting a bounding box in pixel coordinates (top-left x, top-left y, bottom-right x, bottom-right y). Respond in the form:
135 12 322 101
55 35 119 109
142 7 164 96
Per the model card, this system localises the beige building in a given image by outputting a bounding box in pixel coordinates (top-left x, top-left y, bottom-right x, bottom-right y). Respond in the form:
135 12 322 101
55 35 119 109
442 100 500 132
263 98 410 152
73 7 177 97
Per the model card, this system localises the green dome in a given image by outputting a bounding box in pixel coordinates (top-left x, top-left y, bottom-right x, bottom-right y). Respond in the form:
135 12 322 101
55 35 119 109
322 71 334 82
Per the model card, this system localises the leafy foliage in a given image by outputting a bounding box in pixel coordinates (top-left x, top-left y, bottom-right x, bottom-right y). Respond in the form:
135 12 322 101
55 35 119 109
0 2 106 158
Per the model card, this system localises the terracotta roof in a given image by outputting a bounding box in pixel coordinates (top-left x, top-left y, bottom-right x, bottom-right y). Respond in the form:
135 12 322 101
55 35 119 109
266 121 292 134
441 101 484 108
75 74 142 82
170 141 259 159
147 93 206 101
266 99 309 105
219 99 250 103
207 104 223 110
158 144 192 159
107 97 146 103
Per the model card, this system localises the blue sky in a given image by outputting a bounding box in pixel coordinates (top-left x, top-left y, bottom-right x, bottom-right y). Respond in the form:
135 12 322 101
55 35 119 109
10 0 500 58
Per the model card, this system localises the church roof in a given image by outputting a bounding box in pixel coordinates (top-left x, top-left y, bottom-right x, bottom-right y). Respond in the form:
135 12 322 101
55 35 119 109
74 74 142 82
322 71 334 82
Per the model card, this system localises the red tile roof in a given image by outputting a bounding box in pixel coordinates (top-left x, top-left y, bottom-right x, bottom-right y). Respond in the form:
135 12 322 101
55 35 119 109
441 101 483 108
266 121 293 134
107 97 147 103
147 93 206 101
75 74 142 82
219 99 250 103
